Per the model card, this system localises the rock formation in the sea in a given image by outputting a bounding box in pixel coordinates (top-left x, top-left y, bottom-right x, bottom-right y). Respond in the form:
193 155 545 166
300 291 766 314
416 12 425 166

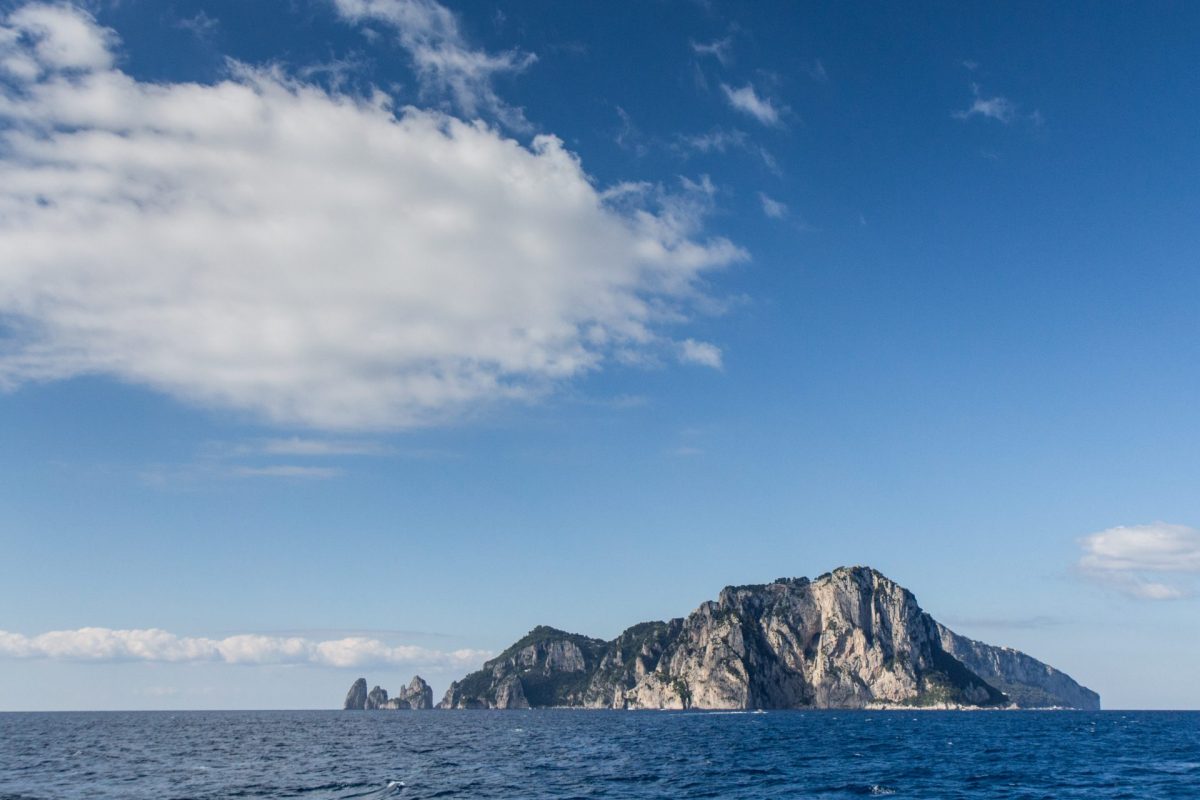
436 566 1099 710
387 676 435 710
366 685 388 709
342 675 433 710
343 677 369 710
936 624 1101 710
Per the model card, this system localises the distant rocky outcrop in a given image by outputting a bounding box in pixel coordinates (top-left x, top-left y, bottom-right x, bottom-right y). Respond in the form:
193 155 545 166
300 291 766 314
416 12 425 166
343 678 368 710
436 566 1099 710
389 676 435 710
342 675 433 710
366 685 388 709
936 625 1100 710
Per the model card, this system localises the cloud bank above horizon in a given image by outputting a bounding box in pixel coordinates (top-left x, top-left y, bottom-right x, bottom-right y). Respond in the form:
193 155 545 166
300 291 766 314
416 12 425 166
0 626 490 670
0 3 745 430
1079 522 1200 600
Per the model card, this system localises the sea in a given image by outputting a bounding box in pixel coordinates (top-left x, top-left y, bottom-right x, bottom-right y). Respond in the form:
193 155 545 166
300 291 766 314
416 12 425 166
1 710 1197 799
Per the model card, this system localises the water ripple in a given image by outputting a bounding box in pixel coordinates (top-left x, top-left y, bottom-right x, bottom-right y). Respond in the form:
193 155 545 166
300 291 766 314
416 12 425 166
0 710 1198 799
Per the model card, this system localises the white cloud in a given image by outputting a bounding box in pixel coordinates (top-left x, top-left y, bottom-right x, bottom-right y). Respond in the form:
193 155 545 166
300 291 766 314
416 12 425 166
958 95 1015 124
332 0 534 128
0 4 746 430
4 2 115 72
691 37 732 67
673 129 781 174
679 338 722 369
676 127 748 154
231 465 343 479
174 11 219 40
720 82 782 127
758 192 787 219
254 437 387 457
1078 523 1200 600
0 627 490 669
954 82 1037 126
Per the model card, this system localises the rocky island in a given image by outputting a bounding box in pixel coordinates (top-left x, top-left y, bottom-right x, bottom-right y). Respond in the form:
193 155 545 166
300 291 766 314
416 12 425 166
343 675 434 710
345 566 1099 711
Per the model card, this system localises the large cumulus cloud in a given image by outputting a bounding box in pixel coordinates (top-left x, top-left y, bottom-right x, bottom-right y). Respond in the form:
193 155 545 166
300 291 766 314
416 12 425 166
0 4 745 429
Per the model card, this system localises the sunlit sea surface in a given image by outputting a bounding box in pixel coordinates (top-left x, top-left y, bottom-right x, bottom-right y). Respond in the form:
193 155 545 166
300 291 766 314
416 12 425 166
1 710 1197 799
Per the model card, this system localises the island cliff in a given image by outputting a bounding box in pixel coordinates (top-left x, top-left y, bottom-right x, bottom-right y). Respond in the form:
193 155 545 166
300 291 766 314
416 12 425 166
936 624 1100 710
434 566 1099 710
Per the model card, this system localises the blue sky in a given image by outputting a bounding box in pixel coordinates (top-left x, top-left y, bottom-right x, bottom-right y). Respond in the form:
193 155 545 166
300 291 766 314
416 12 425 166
1 0 1198 710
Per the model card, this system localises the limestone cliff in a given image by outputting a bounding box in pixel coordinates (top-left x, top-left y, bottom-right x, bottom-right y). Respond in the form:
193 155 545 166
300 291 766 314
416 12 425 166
437 567 1098 710
936 624 1100 710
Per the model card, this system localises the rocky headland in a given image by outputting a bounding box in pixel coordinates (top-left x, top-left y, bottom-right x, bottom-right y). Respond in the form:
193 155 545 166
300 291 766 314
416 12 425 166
344 566 1099 711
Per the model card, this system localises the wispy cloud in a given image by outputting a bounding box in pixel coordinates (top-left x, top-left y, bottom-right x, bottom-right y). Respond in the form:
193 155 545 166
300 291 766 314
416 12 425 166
758 192 787 219
1078 523 1200 600
806 59 827 83
247 438 388 457
673 128 780 175
720 82 783 127
230 465 343 479
679 338 723 369
954 82 1040 126
691 36 732 66
614 105 649 157
0 627 490 669
676 127 748 155
0 4 745 430
141 437 392 486
174 10 218 40
332 0 535 128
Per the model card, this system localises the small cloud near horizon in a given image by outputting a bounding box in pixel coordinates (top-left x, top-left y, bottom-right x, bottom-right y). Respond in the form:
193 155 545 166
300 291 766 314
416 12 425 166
1077 522 1200 600
231 465 343 479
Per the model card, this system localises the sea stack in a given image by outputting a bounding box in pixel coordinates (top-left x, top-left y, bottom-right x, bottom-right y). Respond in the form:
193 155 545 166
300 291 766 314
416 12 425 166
342 678 368 710
342 675 434 710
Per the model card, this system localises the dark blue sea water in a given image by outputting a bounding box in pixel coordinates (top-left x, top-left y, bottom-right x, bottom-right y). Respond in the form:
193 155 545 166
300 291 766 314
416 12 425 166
1 710 1197 799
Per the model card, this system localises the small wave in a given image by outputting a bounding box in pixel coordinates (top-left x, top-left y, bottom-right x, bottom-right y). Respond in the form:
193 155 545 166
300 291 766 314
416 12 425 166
335 780 405 799
869 786 897 796
1152 762 1200 774
374 780 405 797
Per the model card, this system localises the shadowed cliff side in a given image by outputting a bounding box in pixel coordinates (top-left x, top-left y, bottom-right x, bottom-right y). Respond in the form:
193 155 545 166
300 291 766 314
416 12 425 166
936 624 1100 710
